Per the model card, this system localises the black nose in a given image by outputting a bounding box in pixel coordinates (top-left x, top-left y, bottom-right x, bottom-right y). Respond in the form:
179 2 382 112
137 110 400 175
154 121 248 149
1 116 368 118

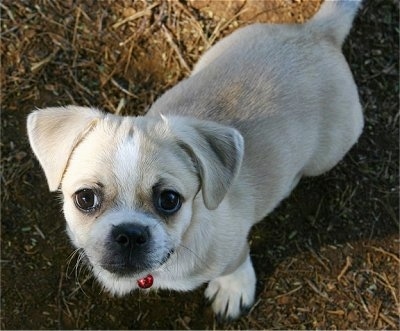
111 223 150 249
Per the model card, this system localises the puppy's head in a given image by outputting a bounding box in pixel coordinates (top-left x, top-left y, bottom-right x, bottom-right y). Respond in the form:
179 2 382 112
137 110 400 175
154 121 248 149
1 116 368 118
27 106 243 294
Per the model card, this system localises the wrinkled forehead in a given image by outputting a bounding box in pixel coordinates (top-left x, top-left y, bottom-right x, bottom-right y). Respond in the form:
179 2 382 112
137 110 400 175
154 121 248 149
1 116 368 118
63 115 197 196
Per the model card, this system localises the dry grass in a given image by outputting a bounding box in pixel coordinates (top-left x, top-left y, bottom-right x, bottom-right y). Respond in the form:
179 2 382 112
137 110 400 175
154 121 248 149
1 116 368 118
1 0 398 329
1 0 321 116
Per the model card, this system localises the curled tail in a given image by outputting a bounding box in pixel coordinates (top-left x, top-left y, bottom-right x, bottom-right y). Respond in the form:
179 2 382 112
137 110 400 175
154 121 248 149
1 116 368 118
307 0 363 46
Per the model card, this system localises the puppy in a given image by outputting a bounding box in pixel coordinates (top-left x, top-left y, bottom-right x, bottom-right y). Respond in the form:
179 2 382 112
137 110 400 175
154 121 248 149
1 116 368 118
27 0 363 321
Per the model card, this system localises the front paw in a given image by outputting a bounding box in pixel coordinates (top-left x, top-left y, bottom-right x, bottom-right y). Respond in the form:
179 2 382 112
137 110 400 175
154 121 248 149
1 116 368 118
204 255 256 321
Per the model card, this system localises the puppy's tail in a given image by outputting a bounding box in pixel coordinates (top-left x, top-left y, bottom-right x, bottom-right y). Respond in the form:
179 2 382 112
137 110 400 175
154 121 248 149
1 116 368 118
307 0 363 46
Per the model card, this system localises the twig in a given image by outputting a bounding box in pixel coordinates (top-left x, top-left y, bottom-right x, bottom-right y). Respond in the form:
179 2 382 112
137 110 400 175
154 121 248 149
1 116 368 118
247 297 262 315
177 316 190 330
373 271 399 306
326 310 345 316
112 3 159 29
173 1 210 47
372 300 382 328
57 266 64 329
110 78 138 97
161 24 191 72
34 4 66 28
358 268 399 307
65 90 78 104
67 274 92 299
124 41 135 74
72 5 81 48
366 245 400 264
352 273 372 318
31 50 58 71
101 91 117 113
337 256 352 282
68 68 93 96
33 224 46 239
306 245 330 272
0 3 16 22
275 285 303 299
304 278 329 300
209 8 248 45
379 312 397 329
115 98 126 115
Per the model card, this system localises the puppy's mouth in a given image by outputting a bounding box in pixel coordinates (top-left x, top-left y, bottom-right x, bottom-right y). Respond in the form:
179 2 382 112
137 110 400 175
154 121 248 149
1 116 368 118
100 248 175 281
160 249 174 266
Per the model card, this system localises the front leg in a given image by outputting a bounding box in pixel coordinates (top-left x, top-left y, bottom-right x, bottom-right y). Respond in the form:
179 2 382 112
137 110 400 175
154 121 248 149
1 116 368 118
205 255 256 321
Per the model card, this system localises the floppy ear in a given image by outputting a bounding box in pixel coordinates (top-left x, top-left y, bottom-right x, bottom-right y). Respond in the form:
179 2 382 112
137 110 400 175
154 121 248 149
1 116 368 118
171 117 244 210
27 106 104 191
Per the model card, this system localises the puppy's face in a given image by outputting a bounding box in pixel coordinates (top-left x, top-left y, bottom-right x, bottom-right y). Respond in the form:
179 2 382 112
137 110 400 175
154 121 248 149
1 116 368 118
62 116 200 291
27 106 244 294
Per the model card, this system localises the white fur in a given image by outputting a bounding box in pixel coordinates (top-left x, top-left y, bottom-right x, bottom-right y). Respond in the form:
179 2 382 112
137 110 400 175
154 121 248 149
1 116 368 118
114 133 141 198
27 0 363 321
205 255 256 319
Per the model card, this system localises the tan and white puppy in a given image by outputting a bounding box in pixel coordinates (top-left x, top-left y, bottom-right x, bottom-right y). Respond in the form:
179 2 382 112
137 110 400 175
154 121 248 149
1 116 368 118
27 0 363 320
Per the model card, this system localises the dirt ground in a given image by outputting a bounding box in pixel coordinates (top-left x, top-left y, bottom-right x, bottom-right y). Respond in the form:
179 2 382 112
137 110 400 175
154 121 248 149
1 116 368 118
1 0 399 329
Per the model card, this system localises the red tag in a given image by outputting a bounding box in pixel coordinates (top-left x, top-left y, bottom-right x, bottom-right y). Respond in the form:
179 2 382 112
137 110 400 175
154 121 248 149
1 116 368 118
137 274 154 289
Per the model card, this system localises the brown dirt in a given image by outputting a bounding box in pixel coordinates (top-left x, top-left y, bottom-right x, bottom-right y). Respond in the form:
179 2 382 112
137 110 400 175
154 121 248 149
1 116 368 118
1 0 399 329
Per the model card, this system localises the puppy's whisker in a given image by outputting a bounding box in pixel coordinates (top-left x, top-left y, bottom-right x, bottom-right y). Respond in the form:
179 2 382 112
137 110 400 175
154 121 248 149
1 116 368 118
76 251 88 279
66 248 81 278
67 273 91 299
178 244 208 269
150 219 165 232
64 248 93 298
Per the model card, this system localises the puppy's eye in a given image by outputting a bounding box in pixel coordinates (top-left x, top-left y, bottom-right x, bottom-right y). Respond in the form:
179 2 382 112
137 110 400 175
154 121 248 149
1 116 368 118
74 189 100 212
155 190 182 215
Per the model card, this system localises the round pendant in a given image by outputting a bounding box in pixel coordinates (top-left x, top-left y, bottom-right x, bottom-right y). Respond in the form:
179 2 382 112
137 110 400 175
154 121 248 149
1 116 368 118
137 274 154 289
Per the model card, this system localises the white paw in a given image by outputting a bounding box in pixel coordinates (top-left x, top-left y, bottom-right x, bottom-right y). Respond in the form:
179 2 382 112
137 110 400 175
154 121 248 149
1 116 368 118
204 255 256 321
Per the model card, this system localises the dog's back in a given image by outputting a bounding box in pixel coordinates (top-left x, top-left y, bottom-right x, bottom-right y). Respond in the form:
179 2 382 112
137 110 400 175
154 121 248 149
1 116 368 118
149 0 364 220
